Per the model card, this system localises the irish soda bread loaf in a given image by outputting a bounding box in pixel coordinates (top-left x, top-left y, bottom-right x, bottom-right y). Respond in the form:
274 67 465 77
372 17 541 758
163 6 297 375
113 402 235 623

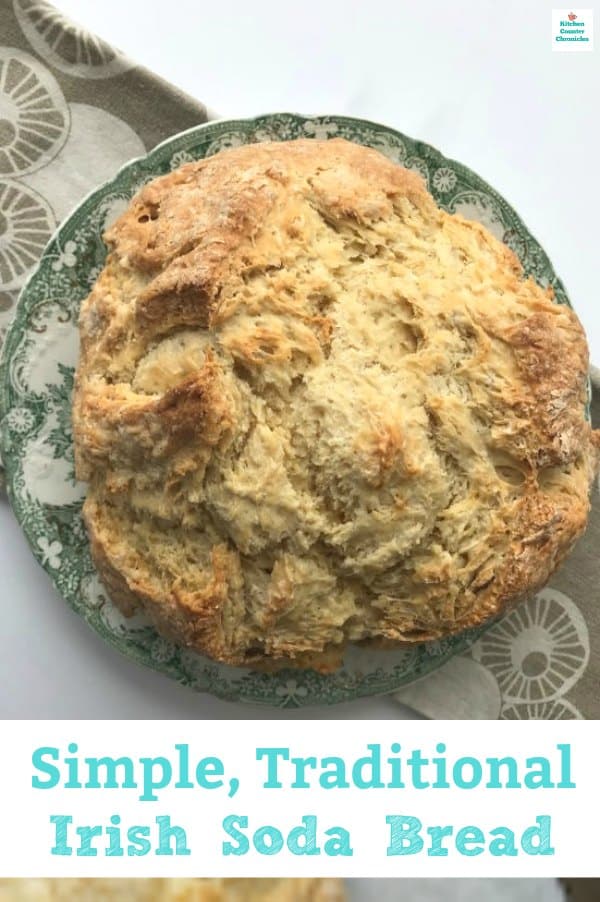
73 138 598 672
0 880 343 901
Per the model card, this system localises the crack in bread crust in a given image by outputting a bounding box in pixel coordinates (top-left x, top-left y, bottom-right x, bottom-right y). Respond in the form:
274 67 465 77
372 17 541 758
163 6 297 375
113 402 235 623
73 138 598 672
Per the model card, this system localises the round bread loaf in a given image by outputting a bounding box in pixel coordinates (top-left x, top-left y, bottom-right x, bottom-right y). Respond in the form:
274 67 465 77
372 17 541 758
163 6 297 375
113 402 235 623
73 138 598 672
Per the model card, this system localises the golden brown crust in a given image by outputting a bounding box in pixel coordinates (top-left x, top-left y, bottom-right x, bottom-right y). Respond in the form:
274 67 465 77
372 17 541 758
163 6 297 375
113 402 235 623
0 879 344 901
73 138 598 672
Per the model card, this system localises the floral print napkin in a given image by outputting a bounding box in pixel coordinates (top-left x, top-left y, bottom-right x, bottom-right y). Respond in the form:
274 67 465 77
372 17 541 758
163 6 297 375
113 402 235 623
0 0 208 339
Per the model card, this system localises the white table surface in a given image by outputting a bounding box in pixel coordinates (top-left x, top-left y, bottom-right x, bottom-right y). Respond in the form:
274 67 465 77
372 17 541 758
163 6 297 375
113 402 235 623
1 0 598 722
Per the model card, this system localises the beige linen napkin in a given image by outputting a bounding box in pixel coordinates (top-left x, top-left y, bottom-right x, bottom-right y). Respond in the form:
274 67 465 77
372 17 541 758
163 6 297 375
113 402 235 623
0 0 208 337
0 1 597 720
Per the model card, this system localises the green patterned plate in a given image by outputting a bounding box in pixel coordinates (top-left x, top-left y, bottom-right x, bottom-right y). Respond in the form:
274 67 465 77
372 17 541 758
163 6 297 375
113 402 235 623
0 114 577 708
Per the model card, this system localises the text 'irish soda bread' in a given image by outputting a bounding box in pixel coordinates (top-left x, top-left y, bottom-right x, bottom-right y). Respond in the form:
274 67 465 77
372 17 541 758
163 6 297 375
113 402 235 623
73 138 598 672
0 880 344 901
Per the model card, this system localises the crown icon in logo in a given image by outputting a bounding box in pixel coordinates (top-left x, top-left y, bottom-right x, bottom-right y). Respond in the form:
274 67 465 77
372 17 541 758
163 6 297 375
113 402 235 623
567 12 577 20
